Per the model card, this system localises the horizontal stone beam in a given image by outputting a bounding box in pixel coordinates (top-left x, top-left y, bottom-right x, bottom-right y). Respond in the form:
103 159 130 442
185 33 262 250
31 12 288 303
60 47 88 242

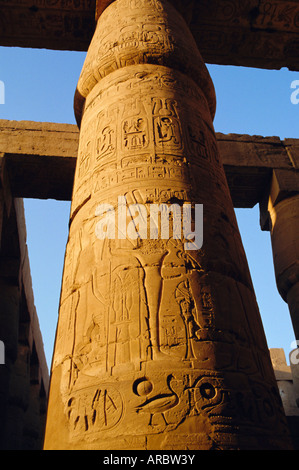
1 1 299 71
0 0 96 52
191 0 299 71
0 121 78 201
218 133 297 207
0 119 298 208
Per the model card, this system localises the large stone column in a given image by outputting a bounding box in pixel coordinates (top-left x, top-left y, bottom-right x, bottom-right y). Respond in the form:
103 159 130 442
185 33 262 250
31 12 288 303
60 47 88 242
44 0 292 450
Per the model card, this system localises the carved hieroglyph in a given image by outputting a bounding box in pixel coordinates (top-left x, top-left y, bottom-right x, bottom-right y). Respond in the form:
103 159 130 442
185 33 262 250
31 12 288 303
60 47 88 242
44 0 292 450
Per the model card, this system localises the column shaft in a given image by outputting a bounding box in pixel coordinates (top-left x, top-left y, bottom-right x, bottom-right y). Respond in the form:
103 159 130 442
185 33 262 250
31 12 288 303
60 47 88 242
44 0 292 450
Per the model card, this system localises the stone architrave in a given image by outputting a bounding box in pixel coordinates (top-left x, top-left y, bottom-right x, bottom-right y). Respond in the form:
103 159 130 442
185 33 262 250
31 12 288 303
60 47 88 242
43 0 292 450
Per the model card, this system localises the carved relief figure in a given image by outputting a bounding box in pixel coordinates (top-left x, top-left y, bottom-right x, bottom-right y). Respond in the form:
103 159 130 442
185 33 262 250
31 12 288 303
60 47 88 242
135 374 185 428
153 98 182 151
123 117 148 150
175 279 201 360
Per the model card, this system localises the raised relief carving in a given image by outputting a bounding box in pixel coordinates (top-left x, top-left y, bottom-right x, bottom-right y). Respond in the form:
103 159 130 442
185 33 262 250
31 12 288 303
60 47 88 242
109 263 149 371
135 374 186 429
76 119 96 180
78 140 91 177
131 371 283 437
121 98 149 152
152 98 182 152
175 279 201 361
130 0 164 11
98 125 115 156
187 121 208 160
253 1 299 31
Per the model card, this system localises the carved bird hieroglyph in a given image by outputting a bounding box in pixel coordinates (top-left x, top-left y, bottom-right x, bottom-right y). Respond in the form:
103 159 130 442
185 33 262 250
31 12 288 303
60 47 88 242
135 375 184 427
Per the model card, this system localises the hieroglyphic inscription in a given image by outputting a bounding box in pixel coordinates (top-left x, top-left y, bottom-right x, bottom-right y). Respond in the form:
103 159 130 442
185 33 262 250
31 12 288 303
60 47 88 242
44 0 292 451
253 1 299 31
66 384 123 437
152 98 182 151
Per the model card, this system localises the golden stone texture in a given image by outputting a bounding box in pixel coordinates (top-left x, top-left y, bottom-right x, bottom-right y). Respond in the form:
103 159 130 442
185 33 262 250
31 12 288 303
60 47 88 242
44 0 292 450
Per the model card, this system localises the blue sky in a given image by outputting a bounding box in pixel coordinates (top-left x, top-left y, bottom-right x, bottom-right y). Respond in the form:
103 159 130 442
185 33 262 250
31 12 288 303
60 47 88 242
0 46 298 368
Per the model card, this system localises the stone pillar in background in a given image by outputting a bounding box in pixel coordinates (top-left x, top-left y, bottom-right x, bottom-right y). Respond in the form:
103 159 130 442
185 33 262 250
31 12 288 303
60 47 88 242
44 0 292 450
260 169 299 344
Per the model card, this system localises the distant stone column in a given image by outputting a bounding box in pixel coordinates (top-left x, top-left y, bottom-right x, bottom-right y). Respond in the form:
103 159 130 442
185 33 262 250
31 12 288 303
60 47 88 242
260 168 299 346
268 193 299 341
44 0 292 450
